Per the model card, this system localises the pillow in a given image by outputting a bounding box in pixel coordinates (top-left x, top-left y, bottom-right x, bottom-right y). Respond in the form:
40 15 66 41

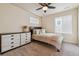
41 29 46 34
33 29 36 34
33 29 41 35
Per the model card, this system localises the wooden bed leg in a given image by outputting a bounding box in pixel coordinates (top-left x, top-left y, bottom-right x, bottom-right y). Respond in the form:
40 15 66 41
56 48 60 52
57 49 60 52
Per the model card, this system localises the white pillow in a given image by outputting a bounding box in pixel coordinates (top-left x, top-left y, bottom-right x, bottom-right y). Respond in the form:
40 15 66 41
41 29 46 34
33 29 41 34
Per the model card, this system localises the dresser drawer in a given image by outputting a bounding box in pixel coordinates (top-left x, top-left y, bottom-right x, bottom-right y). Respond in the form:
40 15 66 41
1 35 12 45
21 40 26 45
2 35 11 40
1 34 20 52
1 35 11 52
21 39 30 45
10 34 20 38
26 33 31 35
20 32 31 45
1 44 11 52
0 32 31 53
20 33 26 39
10 43 20 49
25 39 31 43
10 39 20 45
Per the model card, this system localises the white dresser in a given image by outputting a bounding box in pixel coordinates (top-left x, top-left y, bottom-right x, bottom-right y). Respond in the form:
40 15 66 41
0 32 31 53
21 33 31 45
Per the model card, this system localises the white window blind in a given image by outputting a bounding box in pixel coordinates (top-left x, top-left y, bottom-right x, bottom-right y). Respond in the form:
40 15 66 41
55 15 72 34
30 17 39 26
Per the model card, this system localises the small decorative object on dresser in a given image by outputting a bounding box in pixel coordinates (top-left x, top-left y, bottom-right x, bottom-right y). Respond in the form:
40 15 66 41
22 26 29 32
0 32 31 53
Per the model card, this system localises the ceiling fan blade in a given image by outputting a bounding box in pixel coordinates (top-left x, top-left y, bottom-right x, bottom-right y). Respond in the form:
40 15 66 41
39 3 51 6
44 3 48 6
36 7 42 10
48 6 56 9
39 3 45 6
48 3 51 5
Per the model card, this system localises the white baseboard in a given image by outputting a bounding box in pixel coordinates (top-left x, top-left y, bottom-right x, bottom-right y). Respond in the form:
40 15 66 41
63 40 77 45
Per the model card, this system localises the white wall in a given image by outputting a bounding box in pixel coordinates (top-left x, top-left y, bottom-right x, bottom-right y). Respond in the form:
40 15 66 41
0 4 41 33
78 7 79 45
0 3 78 44
42 9 78 44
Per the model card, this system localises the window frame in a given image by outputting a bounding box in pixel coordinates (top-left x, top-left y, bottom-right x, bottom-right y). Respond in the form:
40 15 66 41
30 17 39 27
55 15 72 34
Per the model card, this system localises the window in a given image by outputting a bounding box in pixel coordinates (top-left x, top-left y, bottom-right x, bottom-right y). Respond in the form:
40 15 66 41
55 15 72 34
30 17 39 26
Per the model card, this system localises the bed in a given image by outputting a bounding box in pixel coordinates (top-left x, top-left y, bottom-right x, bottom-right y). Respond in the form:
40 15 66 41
29 27 63 51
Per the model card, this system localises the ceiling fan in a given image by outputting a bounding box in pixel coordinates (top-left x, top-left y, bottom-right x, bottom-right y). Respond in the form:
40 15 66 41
36 3 56 13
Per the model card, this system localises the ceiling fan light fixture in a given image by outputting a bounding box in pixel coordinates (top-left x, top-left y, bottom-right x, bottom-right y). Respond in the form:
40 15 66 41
42 6 48 10
36 3 56 13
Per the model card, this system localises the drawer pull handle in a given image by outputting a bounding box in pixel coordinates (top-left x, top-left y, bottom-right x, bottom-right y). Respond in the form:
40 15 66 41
11 46 14 48
11 42 14 44
11 38 14 40
11 35 14 37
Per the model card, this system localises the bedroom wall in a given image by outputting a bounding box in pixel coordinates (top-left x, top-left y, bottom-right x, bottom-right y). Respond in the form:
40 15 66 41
0 4 41 33
41 8 78 44
78 7 79 45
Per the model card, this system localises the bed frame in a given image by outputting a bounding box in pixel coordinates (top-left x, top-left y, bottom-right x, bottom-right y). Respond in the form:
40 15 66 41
29 26 42 36
29 26 61 52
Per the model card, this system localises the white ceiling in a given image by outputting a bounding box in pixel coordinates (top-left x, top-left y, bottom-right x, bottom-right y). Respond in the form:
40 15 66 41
12 3 79 17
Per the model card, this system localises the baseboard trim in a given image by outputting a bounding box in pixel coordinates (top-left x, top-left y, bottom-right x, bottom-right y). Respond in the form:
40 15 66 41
63 41 77 45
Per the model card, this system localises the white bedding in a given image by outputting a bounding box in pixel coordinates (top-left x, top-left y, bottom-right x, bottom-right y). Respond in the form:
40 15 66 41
32 33 64 51
36 33 57 36
33 33 63 40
